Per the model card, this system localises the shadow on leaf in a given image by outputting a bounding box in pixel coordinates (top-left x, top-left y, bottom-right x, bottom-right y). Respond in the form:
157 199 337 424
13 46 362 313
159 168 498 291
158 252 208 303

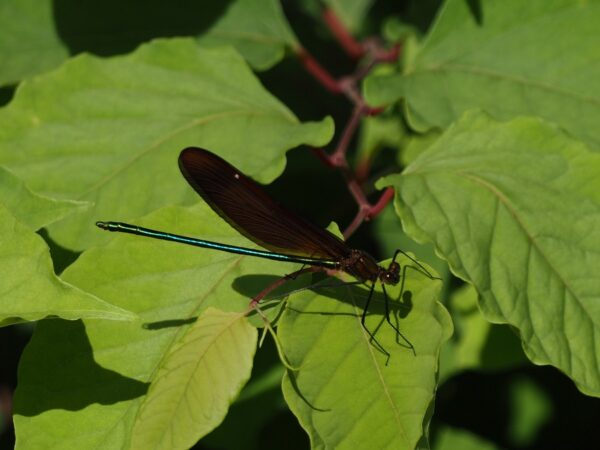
15 319 148 416
52 0 232 56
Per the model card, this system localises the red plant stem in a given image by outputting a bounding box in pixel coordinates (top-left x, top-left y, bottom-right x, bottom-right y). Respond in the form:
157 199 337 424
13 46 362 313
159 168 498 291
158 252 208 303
295 8 403 239
343 187 395 240
317 104 395 239
343 209 366 240
296 48 342 94
370 187 395 217
376 42 401 62
321 7 364 59
330 105 363 165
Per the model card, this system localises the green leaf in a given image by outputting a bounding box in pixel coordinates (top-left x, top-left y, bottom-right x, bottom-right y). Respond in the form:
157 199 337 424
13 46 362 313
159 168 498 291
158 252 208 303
0 0 68 86
14 203 285 448
364 0 600 149
0 204 135 327
0 38 334 251
0 166 88 230
199 0 299 70
356 114 408 164
279 254 452 450
131 308 257 450
0 0 245 85
379 111 600 396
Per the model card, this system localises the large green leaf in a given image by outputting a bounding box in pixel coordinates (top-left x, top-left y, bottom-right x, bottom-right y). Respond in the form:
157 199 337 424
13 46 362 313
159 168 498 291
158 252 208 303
0 0 68 86
0 38 333 251
14 200 451 449
279 255 452 450
379 111 600 396
0 166 88 230
199 0 299 70
13 203 283 449
364 0 600 149
131 308 256 450
0 204 134 327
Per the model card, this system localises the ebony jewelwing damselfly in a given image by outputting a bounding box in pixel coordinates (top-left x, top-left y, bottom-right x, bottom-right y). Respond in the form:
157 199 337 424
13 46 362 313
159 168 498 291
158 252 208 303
97 147 424 357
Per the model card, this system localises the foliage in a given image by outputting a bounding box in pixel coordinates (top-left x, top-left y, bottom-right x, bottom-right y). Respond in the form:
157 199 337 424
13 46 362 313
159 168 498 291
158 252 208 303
0 0 598 449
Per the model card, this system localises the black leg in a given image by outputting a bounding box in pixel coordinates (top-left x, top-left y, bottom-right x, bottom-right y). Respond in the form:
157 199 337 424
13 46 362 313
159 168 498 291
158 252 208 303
382 283 416 356
284 262 308 280
360 282 391 364
392 249 440 280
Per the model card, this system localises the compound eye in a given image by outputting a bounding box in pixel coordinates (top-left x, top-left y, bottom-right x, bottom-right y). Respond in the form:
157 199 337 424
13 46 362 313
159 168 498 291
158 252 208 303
387 272 400 284
380 270 398 285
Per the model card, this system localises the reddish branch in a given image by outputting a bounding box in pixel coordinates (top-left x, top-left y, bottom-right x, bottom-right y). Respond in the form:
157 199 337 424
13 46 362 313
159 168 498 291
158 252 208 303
296 48 342 95
295 7 401 239
321 7 365 59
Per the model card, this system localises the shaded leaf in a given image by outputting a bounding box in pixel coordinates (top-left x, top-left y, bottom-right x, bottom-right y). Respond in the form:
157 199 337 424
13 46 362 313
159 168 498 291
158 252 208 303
0 0 235 85
507 376 553 447
0 0 68 85
433 425 499 450
199 0 299 70
324 0 376 33
364 0 600 149
379 111 600 396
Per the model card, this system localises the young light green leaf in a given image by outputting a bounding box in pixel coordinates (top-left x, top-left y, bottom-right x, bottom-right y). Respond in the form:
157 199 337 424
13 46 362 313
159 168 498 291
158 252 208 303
0 0 68 86
0 166 89 230
279 254 452 450
364 0 600 149
0 38 334 250
379 111 600 396
13 203 288 448
356 114 408 164
0 204 134 326
199 0 299 70
131 308 256 450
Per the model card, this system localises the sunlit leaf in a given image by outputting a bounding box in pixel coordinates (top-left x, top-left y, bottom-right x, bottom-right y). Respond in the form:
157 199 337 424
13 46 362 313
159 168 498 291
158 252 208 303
380 111 600 396
14 203 288 449
0 204 134 326
131 308 257 450
0 166 88 230
279 255 452 450
0 38 333 251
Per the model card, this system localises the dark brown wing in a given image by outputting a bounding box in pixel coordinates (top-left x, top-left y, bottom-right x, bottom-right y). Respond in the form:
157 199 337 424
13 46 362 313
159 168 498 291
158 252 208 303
178 147 351 260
